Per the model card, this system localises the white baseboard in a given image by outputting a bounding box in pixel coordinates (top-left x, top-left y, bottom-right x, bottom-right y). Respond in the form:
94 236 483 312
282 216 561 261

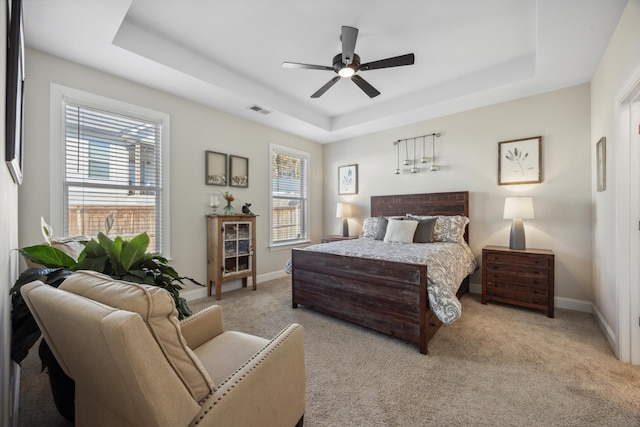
182 270 289 302
592 303 616 351
555 296 592 313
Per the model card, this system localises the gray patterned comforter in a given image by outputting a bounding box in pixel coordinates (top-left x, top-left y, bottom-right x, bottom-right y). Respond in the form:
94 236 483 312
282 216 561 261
287 237 477 324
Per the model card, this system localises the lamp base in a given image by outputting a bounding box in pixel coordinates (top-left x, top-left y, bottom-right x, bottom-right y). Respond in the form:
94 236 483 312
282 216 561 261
509 219 526 250
342 218 349 237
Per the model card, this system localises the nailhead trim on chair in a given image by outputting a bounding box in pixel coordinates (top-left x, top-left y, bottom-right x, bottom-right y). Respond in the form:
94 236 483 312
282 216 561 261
192 324 301 425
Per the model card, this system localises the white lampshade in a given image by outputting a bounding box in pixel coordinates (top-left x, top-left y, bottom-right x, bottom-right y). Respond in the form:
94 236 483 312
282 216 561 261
503 197 534 220
336 202 353 218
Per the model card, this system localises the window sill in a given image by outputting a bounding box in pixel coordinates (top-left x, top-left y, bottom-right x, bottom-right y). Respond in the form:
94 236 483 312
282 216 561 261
269 240 311 251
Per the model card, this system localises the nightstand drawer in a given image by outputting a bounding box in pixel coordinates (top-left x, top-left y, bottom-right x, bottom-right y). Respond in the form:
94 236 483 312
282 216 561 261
485 292 548 311
485 281 548 297
485 252 549 267
485 270 549 286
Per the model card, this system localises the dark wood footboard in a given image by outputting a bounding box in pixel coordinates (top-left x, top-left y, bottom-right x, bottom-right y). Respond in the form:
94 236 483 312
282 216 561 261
292 249 435 353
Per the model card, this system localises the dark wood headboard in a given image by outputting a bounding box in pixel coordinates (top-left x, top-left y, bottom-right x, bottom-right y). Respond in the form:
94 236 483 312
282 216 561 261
370 191 469 242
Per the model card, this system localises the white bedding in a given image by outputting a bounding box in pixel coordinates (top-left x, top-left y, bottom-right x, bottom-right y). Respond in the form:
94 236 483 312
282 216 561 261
290 237 477 324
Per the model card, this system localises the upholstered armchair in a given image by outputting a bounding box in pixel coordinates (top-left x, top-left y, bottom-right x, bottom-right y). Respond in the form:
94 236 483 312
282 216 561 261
21 270 305 426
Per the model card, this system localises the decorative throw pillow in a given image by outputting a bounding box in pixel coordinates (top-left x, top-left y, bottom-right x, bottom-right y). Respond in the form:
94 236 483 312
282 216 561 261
360 217 380 238
374 216 389 240
433 215 469 243
383 219 419 243
408 216 437 243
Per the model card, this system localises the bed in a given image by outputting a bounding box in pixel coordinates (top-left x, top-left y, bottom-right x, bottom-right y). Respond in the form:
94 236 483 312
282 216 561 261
291 191 476 354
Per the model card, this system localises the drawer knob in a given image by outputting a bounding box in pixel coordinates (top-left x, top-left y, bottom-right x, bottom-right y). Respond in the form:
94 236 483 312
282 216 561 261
533 289 539 294
533 299 539 304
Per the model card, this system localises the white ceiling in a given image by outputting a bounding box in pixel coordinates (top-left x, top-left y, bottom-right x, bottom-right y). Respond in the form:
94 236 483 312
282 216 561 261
23 0 627 143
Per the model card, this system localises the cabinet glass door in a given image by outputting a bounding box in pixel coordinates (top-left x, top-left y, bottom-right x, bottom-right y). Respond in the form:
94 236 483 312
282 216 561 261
222 221 252 276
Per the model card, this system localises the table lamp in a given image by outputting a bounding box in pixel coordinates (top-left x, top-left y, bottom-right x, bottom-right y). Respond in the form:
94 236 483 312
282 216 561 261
503 197 534 250
336 202 353 237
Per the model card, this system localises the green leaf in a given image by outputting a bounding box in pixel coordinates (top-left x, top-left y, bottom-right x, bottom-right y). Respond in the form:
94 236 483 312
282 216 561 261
82 239 107 258
120 233 149 271
76 255 107 272
19 245 77 269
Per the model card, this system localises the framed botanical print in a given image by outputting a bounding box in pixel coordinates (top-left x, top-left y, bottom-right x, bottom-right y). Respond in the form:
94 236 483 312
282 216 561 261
338 164 358 195
6 0 25 185
498 136 542 185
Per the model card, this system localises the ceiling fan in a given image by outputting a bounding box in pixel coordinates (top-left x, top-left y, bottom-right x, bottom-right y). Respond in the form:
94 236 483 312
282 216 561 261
282 26 415 99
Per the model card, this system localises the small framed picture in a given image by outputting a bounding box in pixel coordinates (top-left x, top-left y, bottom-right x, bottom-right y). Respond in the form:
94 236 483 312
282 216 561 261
338 164 358 195
205 151 227 186
498 136 542 185
596 137 606 192
229 155 249 188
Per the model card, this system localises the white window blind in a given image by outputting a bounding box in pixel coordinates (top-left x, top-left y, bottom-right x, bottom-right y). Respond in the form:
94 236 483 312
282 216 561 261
270 144 309 245
63 102 163 253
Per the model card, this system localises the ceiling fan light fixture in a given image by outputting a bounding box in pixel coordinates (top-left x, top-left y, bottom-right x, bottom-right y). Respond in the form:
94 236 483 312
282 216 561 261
338 66 355 78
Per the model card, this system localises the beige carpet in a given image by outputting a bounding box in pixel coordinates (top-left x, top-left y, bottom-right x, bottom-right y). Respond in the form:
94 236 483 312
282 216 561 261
18 276 640 426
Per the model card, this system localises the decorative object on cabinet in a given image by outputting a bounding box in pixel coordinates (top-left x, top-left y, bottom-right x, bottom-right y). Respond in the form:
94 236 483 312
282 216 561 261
596 137 606 192
498 136 542 185
229 154 249 187
6 0 25 185
222 191 235 215
338 164 358 195
336 202 353 237
205 150 227 186
392 133 440 174
503 196 534 250
482 245 554 317
242 203 253 214
209 194 221 214
206 214 257 300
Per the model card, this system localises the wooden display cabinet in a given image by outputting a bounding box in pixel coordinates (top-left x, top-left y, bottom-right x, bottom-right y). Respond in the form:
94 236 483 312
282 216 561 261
206 214 257 300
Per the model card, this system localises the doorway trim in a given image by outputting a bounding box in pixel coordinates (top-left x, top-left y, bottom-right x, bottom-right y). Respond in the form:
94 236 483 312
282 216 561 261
616 72 640 364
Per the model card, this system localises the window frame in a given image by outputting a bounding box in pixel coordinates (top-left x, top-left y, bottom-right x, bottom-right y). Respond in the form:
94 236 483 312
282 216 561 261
50 84 171 257
269 143 310 248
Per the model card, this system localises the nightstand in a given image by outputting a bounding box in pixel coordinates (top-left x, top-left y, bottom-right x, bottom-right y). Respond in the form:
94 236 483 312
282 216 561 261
482 245 555 318
321 235 358 243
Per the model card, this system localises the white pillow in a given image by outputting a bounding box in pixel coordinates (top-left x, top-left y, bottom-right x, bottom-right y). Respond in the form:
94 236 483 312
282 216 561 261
383 219 419 243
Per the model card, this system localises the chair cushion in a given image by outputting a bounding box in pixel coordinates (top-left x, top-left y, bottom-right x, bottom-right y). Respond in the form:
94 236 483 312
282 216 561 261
60 270 214 402
193 331 269 385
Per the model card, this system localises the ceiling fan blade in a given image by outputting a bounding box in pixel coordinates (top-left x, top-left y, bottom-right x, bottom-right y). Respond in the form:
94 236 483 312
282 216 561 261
311 76 341 98
282 62 334 71
341 26 358 65
351 75 380 98
360 53 415 71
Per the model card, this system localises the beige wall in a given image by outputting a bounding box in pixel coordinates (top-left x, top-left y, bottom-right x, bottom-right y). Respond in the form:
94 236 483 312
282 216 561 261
591 0 640 334
324 84 593 303
20 48 324 293
1 0 20 425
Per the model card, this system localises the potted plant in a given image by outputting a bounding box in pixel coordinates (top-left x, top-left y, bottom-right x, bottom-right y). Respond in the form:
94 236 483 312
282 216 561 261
10 229 202 420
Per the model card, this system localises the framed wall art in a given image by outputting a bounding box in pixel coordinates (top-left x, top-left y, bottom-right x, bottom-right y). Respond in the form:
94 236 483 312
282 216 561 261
229 155 248 188
338 164 358 195
596 137 606 192
6 0 25 185
498 136 542 185
205 151 227 186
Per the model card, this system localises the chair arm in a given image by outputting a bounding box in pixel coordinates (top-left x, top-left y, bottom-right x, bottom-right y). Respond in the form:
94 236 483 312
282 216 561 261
180 305 224 349
189 324 305 427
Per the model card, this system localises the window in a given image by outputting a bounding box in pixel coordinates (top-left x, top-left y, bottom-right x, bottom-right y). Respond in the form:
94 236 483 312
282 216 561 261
270 144 309 246
51 85 170 256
